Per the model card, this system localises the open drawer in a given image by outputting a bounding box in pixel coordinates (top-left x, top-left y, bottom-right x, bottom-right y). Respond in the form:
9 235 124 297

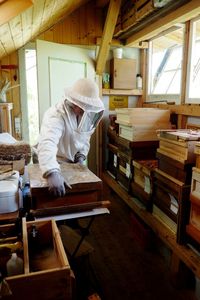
1 219 73 300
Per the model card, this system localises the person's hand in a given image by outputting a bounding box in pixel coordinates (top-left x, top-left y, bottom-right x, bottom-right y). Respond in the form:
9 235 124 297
46 171 71 197
74 152 86 165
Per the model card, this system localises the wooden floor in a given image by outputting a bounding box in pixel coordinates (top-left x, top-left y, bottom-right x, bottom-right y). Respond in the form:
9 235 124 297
71 182 197 300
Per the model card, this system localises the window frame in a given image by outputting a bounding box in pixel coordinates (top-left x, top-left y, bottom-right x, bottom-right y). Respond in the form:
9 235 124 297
146 25 185 104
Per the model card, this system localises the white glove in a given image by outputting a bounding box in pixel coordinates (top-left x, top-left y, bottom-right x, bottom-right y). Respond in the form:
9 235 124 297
47 171 71 197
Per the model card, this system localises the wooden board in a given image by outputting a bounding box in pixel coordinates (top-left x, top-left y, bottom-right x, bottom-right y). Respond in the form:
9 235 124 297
27 163 103 214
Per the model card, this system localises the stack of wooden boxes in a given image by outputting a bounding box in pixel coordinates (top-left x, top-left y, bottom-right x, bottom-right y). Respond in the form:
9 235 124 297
186 142 200 247
131 159 158 210
113 108 171 194
153 129 200 244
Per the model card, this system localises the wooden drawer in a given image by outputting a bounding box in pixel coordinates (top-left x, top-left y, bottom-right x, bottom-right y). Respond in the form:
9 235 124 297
0 219 72 300
152 169 191 244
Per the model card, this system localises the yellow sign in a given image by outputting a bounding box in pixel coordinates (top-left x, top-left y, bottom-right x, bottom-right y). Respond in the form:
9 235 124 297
109 95 128 111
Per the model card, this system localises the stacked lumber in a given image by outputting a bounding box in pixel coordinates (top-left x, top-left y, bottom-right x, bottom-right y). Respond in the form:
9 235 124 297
115 108 171 141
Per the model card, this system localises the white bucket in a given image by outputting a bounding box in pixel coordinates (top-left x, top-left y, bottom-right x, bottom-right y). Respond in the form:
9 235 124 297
113 48 123 59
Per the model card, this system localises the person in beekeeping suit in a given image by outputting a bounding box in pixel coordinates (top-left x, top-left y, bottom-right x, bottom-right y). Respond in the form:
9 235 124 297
37 78 105 197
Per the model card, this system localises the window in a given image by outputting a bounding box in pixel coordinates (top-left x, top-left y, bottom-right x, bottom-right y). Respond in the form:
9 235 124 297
186 17 200 103
147 25 184 103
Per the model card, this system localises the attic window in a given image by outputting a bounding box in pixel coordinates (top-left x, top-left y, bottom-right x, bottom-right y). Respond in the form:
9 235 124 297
147 25 184 104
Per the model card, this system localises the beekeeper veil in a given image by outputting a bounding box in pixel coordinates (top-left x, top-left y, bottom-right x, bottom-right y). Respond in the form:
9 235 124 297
64 78 104 133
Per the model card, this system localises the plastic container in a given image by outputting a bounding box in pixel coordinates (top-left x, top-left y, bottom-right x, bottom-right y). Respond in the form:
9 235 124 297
136 74 143 89
0 171 20 213
113 48 123 59
6 253 24 276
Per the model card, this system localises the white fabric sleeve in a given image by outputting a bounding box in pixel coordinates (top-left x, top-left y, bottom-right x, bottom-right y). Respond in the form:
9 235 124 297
37 112 65 176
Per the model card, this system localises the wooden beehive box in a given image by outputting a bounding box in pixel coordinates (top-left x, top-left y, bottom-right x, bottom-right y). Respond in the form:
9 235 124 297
0 219 72 300
130 159 158 210
27 163 103 217
152 168 191 244
115 108 171 142
157 129 200 164
117 135 159 160
156 152 194 184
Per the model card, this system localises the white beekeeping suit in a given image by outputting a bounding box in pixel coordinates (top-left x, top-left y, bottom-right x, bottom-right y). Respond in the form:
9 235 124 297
37 78 105 197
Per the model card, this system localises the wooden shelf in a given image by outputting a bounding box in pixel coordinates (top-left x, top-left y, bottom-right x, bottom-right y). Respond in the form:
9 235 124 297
102 171 200 278
102 88 143 96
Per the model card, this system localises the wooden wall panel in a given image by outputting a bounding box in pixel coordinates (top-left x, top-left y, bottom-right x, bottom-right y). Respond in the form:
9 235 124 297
0 2 103 140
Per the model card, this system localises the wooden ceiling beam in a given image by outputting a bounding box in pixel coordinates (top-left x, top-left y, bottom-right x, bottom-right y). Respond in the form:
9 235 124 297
126 0 200 47
0 0 33 26
96 0 122 75
95 0 109 7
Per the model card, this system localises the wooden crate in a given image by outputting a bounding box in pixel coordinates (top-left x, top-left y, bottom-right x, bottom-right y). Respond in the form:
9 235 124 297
130 159 158 210
0 219 72 300
27 163 103 217
156 151 194 184
152 168 191 244
158 129 200 164
187 168 200 245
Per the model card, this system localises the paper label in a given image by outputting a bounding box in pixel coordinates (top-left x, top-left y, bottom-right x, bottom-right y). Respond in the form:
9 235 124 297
169 193 178 214
113 154 117 167
126 163 131 178
144 176 151 194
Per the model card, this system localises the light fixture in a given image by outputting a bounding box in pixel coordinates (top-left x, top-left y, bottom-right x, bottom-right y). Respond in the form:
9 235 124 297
0 0 33 26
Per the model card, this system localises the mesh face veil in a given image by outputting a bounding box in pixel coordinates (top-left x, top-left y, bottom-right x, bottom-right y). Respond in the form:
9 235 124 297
64 78 105 133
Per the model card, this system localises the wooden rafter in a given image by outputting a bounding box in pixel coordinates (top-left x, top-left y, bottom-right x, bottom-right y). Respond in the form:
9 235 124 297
126 0 200 47
96 0 122 75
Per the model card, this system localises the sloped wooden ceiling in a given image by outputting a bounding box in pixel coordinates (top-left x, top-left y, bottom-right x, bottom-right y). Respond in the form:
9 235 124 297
0 0 91 60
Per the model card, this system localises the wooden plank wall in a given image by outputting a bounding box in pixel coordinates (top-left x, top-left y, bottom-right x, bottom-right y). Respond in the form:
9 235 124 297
0 1 103 139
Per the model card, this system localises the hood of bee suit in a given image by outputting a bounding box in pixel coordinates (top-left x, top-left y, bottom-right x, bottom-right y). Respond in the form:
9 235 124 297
64 78 105 113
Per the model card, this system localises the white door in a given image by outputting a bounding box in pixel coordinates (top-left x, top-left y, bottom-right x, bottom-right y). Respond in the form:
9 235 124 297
36 40 98 173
